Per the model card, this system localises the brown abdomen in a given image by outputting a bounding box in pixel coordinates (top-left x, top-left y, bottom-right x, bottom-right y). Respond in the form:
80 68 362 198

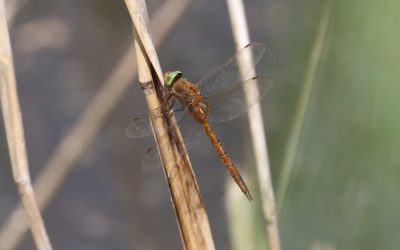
201 121 252 200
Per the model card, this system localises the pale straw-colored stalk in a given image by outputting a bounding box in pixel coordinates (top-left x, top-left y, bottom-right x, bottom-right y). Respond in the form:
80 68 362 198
124 1 214 249
5 0 30 24
226 0 281 249
277 1 332 214
0 1 192 249
0 1 52 249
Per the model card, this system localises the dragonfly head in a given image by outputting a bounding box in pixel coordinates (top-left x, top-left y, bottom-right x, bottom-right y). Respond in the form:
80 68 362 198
164 71 182 88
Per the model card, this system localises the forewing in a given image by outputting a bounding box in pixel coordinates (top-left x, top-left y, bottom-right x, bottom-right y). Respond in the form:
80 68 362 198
125 103 188 139
125 113 154 138
126 106 172 138
206 77 274 123
197 43 265 95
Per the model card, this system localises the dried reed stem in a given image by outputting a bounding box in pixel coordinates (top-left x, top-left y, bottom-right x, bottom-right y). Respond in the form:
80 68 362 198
0 1 52 249
226 0 281 249
277 1 332 213
124 0 214 249
0 1 192 249
5 0 30 24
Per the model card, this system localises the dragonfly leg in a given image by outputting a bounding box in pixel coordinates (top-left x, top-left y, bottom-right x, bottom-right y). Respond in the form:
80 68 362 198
168 95 176 110
167 95 185 112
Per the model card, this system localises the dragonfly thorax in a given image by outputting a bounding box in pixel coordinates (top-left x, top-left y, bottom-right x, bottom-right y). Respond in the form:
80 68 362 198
165 72 210 123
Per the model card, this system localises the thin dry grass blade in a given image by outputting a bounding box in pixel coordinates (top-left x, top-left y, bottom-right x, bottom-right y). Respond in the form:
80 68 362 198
226 0 281 249
125 0 215 249
0 1 192 249
0 1 52 249
277 1 332 214
124 0 163 84
5 0 30 24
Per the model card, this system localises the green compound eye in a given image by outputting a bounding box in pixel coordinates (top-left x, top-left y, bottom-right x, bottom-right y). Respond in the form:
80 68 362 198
164 71 182 87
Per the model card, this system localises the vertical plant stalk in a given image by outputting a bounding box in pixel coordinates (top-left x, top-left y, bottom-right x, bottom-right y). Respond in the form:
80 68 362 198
226 184 259 250
226 0 281 249
277 2 332 214
5 0 30 24
124 0 215 249
0 1 52 250
0 1 192 249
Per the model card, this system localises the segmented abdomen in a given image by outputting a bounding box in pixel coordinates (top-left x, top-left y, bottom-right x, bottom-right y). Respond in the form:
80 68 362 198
201 120 252 200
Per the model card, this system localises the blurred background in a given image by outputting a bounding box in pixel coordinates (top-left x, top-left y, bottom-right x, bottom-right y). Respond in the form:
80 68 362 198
1 0 399 249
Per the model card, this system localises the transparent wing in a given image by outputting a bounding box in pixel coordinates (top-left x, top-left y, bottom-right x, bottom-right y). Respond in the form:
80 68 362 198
141 115 202 171
126 101 198 171
125 102 187 139
205 77 274 123
197 42 265 95
141 133 167 171
125 113 155 139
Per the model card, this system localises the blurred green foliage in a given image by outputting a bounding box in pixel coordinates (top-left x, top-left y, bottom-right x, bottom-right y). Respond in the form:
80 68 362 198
279 1 400 249
230 1 400 249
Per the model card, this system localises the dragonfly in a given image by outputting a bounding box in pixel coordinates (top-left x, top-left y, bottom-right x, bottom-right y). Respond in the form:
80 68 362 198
126 42 273 201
